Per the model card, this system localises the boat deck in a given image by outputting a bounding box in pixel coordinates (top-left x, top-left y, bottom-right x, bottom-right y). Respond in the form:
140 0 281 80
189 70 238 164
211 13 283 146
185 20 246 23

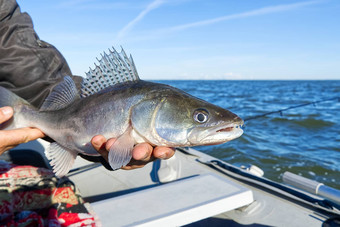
68 147 340 226
9 139 340 226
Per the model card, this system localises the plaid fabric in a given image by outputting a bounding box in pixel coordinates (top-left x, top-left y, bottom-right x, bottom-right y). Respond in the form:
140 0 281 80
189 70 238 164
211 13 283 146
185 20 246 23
0 161 99 226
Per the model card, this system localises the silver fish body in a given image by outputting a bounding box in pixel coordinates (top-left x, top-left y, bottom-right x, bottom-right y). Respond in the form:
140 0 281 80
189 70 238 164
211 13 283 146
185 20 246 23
0 49 243 177
12 80 243 151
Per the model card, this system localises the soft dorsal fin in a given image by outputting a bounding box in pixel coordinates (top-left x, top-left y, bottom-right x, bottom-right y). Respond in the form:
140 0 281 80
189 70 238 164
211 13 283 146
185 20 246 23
81 47 140 97
40 76 80 111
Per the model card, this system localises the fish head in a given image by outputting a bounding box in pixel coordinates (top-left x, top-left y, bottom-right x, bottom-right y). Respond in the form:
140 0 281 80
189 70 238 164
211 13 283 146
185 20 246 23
186 102 244 146
154 94 244 146
131 88 243 147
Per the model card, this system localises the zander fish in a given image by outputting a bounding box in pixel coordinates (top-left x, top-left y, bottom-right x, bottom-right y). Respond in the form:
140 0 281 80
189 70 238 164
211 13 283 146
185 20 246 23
0 48 243 177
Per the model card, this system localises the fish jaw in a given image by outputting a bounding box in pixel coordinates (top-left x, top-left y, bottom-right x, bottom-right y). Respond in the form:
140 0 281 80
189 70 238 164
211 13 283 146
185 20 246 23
188 120 244 146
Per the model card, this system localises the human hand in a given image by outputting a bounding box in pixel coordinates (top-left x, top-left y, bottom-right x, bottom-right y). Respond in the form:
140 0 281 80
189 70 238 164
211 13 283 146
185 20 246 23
91 135 175 170
0 106 45 155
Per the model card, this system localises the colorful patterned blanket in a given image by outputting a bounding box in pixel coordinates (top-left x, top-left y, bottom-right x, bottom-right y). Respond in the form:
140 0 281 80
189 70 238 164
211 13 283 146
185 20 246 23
0 161 99 226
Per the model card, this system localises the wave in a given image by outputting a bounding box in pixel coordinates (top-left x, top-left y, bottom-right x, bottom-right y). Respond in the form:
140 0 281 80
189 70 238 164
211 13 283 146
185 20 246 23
164 80 340 189
271 117 334 129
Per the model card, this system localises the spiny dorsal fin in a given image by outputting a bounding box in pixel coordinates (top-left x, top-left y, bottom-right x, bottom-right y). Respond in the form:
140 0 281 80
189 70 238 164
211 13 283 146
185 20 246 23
81 47 140 98
40 76 79 111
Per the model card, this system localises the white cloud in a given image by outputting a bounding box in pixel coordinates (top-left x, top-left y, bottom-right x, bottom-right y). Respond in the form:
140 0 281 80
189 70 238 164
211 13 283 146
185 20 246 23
115 0 166 42
167 0 321 32
128 0 322 41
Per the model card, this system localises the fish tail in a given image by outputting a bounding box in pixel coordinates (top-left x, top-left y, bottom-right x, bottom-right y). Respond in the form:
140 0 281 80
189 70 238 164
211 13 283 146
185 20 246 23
0 87 37 129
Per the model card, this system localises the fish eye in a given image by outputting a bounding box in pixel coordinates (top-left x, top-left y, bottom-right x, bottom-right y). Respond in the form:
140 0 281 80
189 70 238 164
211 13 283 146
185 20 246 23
193 109 209 124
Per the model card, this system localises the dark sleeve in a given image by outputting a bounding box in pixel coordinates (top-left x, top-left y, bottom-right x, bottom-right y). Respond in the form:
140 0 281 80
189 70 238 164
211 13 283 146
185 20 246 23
0 0 83 108
0 0 113 170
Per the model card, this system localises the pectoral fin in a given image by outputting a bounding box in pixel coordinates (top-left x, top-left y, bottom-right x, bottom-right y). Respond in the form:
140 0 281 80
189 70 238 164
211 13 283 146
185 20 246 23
108 128 135 170
45 142 77 177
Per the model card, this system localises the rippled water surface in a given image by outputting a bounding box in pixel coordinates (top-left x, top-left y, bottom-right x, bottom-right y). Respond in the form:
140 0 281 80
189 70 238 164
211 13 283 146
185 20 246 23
156 80 340 189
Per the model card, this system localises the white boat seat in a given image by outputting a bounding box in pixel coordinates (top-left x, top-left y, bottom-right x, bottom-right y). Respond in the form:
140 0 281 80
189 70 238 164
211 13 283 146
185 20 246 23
91 173 254 227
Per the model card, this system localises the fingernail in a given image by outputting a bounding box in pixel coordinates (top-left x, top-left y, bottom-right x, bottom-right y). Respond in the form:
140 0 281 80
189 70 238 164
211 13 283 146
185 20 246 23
160 148 175 159
158 151 167 160
142 152 150 160
1 107 13 116
92 141 100 147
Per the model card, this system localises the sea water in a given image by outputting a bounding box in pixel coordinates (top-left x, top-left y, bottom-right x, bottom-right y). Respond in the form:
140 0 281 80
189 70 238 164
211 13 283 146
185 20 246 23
156 80 340 189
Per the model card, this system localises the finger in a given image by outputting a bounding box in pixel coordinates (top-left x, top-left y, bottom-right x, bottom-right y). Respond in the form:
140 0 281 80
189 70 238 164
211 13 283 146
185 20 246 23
131 143 153 161
105 138 116 151
120 143 153 170
153 147 176 160
123 145 175 170
0 106 14 124
91 135 107 151
91 135 112 162
121 163 146 170
0 127 45 154
0 127 45 143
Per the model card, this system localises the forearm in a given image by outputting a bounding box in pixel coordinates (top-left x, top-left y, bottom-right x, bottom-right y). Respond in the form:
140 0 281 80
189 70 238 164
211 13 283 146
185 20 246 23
0 0 82 108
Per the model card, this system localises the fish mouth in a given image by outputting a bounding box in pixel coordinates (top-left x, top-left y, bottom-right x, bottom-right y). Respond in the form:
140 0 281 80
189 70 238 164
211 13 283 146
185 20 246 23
201 121 244 145
188 120 244 146
216 126 235 133
211 121 244 135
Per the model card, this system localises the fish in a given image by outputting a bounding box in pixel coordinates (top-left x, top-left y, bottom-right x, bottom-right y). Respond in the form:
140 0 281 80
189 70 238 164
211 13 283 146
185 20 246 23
0 48 244 177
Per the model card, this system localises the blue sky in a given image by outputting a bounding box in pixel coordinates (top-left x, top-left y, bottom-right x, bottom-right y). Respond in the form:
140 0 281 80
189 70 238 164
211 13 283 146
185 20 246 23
17 0 340 80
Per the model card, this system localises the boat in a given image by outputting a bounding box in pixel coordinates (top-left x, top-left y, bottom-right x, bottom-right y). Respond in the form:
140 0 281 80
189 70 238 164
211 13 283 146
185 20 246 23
9 139 340 226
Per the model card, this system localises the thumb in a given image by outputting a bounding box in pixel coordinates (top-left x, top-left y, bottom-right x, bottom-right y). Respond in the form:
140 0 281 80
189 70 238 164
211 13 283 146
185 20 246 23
0 106 14 124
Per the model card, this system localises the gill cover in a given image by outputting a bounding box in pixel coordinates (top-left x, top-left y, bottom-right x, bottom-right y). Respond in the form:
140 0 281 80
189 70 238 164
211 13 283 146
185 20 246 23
131 97 193 146
131 98 162 145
